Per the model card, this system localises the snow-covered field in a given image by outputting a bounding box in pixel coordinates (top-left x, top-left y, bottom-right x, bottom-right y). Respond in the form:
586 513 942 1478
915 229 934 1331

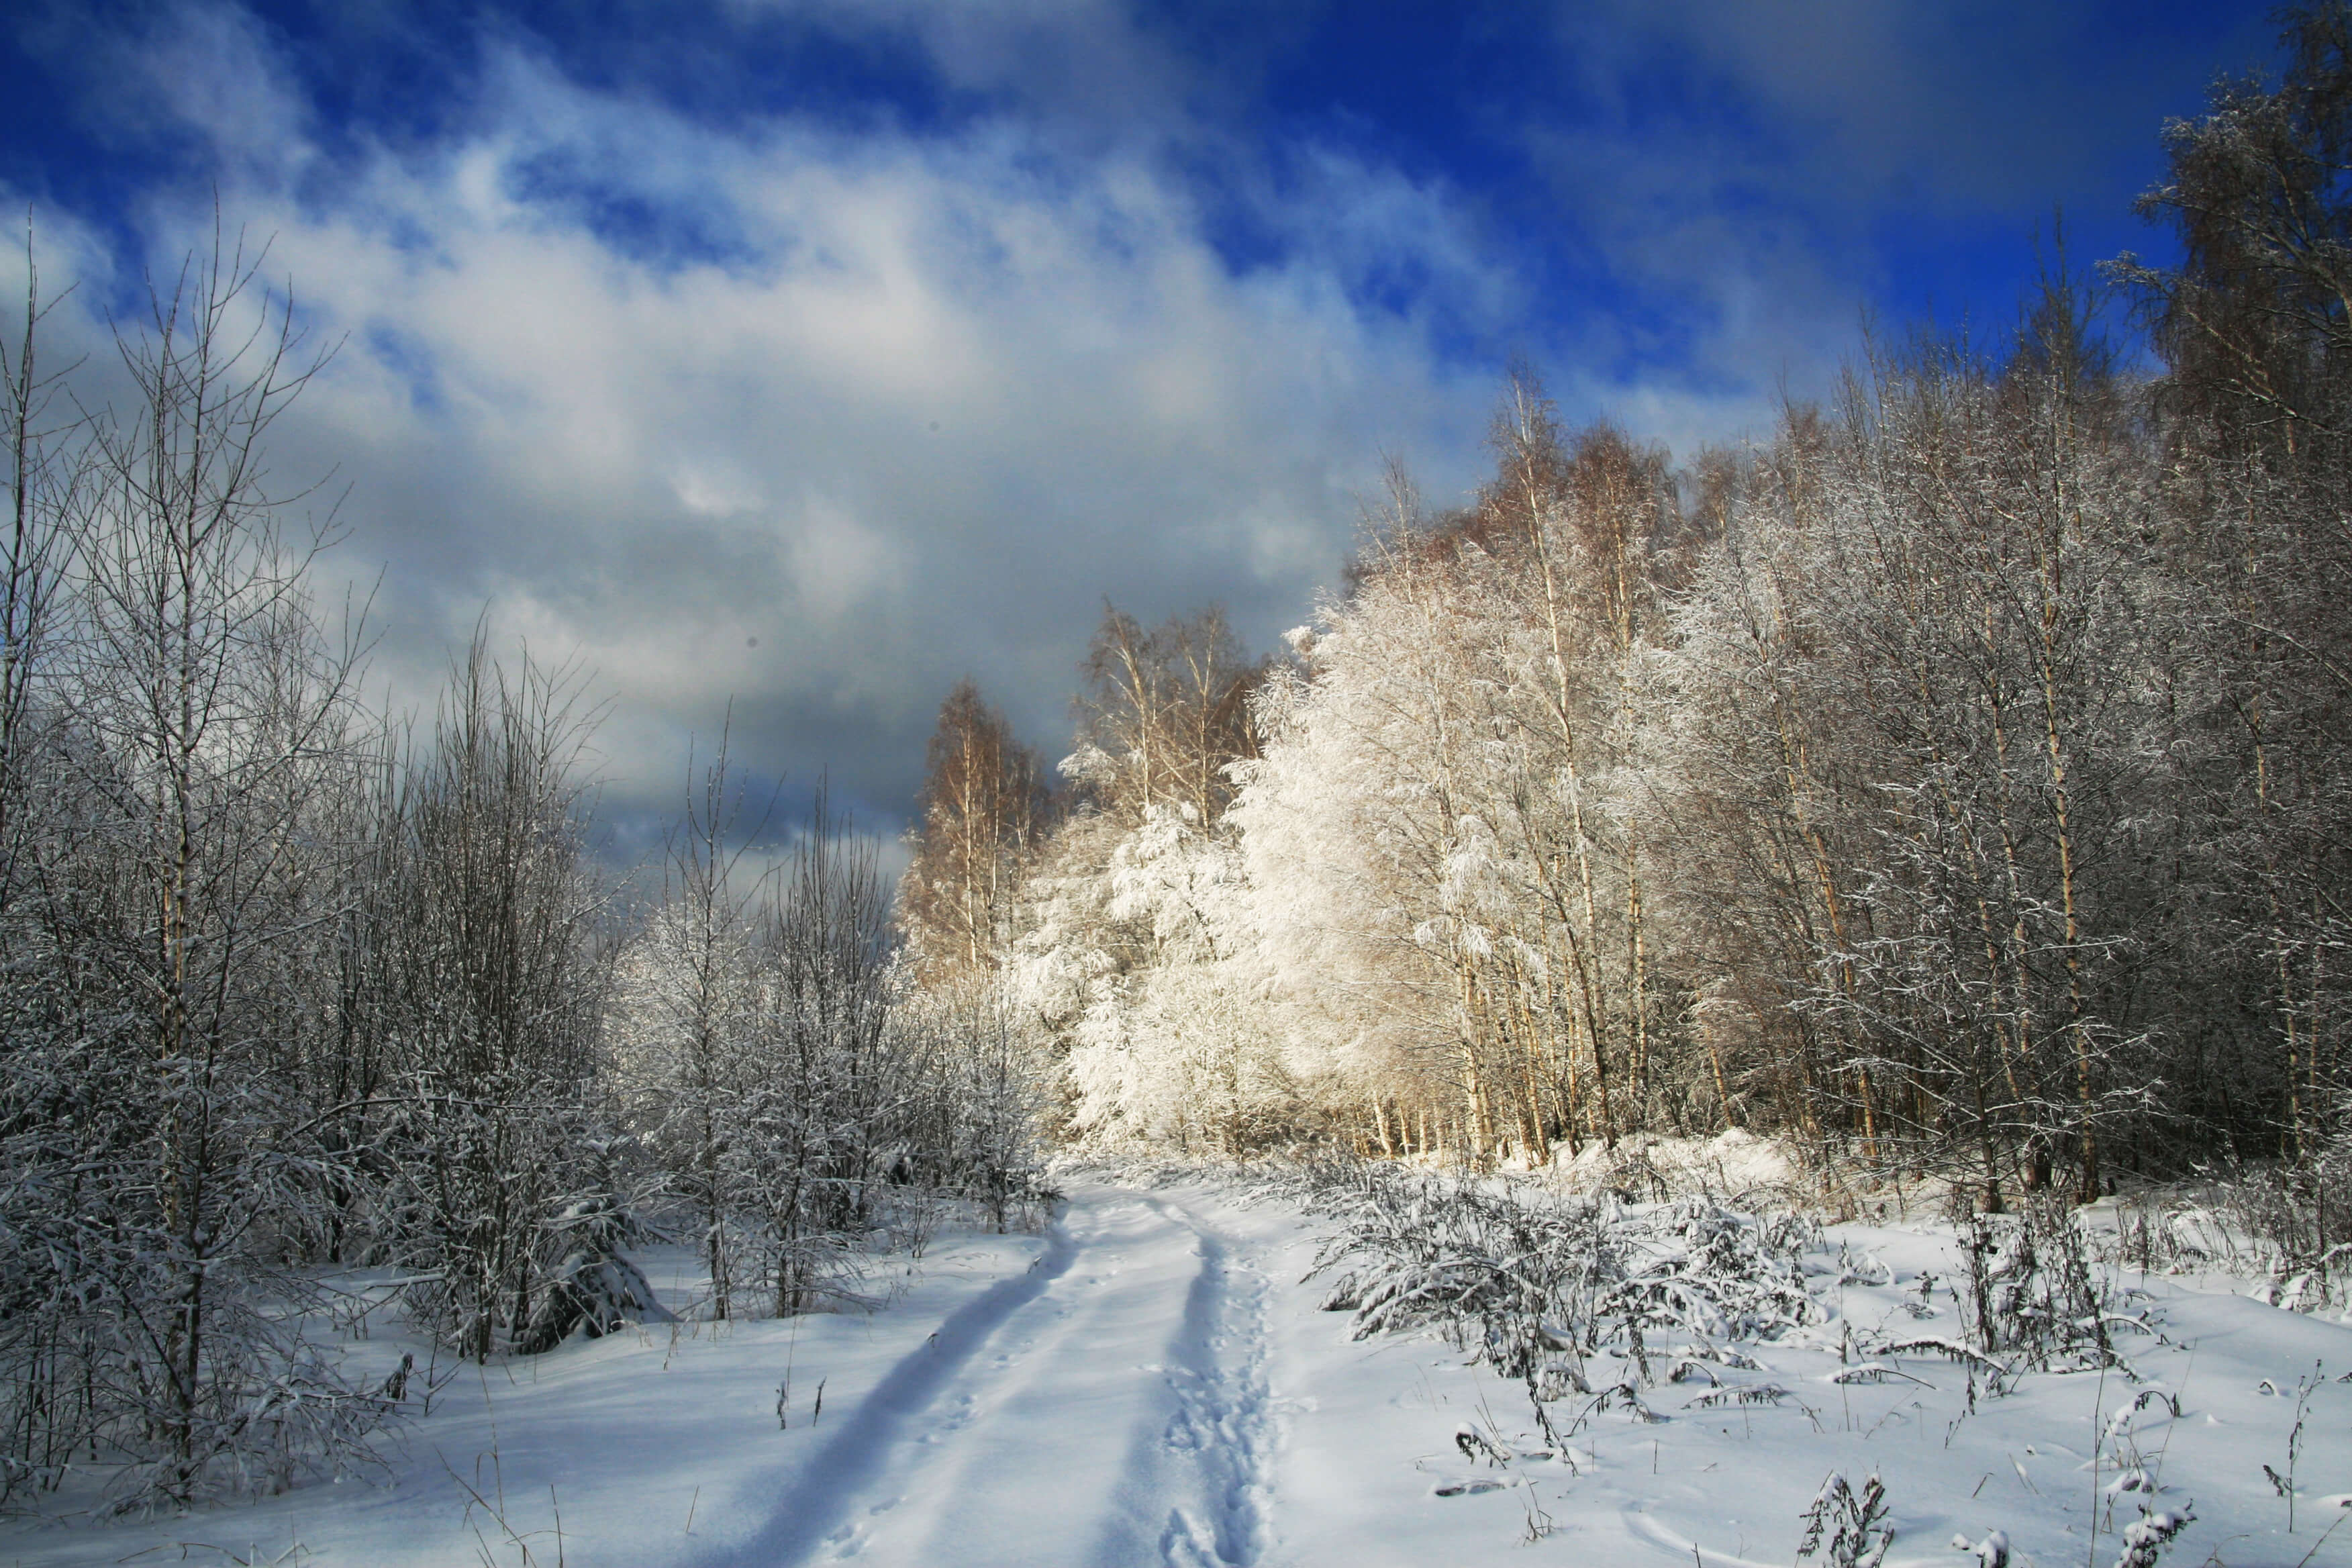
4 1174 2347 1568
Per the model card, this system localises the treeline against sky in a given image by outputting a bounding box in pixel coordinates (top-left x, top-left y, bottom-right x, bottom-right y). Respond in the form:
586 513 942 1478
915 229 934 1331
897 7 2352 1210
0 251 1044 1508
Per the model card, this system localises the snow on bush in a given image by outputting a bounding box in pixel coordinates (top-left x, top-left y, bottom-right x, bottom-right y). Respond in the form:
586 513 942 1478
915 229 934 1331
2108 1508 2195 1568
1304 1162 1823 1430
1800 1471 1894 1568
2099 1157 2352 1321
1946 1199 2155 1376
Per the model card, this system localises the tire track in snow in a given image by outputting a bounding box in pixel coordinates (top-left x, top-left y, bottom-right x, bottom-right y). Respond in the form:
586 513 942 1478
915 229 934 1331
691 1187 1281 1568
687 1214 1079 1568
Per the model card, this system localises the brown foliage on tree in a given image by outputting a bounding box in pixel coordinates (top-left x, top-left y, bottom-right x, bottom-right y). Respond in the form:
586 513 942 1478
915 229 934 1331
898 679 1052 987
1072 603 1271 827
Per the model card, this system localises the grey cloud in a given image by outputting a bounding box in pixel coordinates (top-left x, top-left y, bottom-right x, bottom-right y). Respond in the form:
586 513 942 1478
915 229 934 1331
33 9 1502 854
1560 0 2273 213
1493 1 2280 441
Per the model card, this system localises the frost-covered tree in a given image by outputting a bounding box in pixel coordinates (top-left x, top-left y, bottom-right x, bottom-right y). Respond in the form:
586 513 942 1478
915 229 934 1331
997 604 1290 1150
357 634 613 1361
0 234 391 1508
1230 512 1524 1160
1070 603 1267 826
1227 395 1692 1168
0 231 1064 1520
606 732 766 1318
978 19 2352 1209
2114 3 2352 1174
1016 802 1300 1153
617 760 1055 1309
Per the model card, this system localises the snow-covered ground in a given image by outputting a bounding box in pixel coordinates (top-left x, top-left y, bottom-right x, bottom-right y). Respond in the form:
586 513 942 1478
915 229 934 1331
5 1175 2347 1567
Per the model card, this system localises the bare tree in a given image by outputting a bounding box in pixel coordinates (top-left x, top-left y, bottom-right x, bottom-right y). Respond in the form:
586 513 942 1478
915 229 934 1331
366 632 613 1361
1073 603 1268 826
0 228 389 1509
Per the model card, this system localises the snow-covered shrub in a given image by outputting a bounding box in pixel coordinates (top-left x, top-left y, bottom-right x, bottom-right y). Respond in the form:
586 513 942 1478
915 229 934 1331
0 1013 395 1512
1304 1163 1822 1420
1798 1471 1894 1568
1950 1198 2151 1373
888 990 1058 1234
2110 1508 2194 1568
2200 1161 2347 1316
2098 1155 2349 1318
367 1069 621 1360
510 1195 672 1355
1951 1529 2010 1568
1952 1508 2187 1568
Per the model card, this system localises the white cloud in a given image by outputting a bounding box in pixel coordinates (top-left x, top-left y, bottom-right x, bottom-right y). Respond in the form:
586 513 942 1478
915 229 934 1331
36 2 1512 840
106 0 314 184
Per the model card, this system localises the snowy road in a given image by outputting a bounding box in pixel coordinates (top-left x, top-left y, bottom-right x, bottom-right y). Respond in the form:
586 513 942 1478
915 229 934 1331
696 1183 1277 1568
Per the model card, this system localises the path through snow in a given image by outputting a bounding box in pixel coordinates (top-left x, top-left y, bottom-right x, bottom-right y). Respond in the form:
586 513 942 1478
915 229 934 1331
695 1182 1276 1568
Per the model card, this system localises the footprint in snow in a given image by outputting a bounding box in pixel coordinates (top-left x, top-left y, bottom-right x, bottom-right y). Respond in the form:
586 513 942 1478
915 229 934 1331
1433 1477 1516 1498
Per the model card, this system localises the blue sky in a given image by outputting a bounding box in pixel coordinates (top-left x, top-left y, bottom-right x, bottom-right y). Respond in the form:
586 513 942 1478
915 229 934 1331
0 0 2282 856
